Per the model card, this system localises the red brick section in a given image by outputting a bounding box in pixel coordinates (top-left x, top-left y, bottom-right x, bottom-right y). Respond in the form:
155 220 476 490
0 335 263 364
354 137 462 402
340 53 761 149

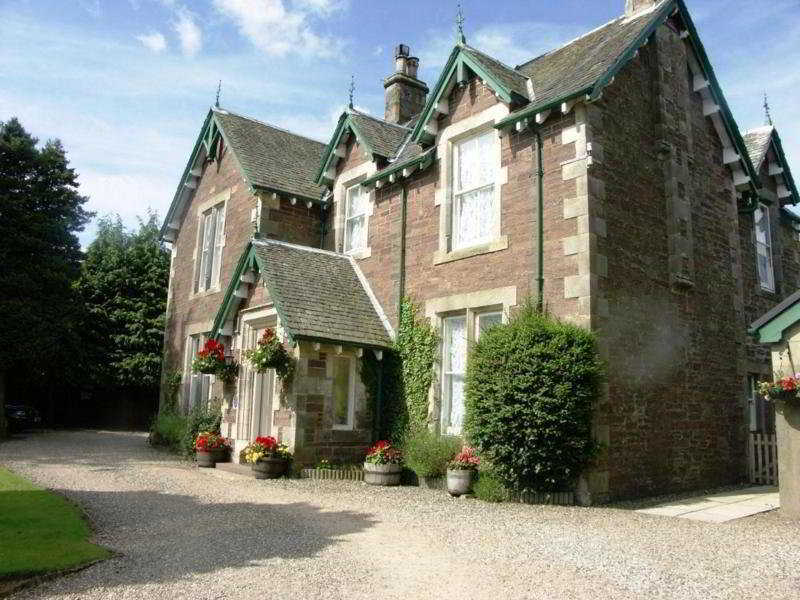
163 145 323 375
583 24 800 499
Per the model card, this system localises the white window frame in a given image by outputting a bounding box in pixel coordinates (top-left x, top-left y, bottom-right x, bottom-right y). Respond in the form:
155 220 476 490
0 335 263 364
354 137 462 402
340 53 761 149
344 183 367 253
754 202 775 293
332 355 356 431
194 200 226 294
184 334 212 410
451 130 497 251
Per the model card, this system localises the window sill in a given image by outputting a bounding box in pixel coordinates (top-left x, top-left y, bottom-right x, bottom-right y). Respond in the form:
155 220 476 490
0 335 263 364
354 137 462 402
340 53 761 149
345 247 371 260
191 287 222 300
433 236 508 266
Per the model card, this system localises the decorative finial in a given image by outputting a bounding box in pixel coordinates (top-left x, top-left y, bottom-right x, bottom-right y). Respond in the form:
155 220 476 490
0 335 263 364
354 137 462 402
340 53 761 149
456 2 465 45
763 92 773 127
348 75 355 109
215 80 222 108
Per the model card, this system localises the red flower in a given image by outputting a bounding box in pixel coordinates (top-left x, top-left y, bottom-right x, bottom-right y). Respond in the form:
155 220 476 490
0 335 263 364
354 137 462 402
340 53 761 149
780 376 797 392
255 435 278 452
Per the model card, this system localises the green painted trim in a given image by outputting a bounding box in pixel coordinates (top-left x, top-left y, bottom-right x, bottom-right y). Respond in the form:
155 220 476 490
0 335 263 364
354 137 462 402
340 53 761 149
250 184 324 205
210 243 258 339
676 0 759 194
314 112 378 185
410 45 526 144
291 334 390 351
752 301 800 344
495 88 593 129
770 129 800 205
159 109 213 240
360 149 436 186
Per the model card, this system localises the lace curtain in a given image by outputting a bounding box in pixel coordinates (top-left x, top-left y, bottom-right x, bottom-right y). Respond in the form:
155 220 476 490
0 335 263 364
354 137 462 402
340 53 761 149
443 316 467 433
454 131 495 249
345 185 367 251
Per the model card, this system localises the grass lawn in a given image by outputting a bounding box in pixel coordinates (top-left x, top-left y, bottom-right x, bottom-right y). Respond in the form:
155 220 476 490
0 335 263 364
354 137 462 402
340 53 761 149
0 468 111 580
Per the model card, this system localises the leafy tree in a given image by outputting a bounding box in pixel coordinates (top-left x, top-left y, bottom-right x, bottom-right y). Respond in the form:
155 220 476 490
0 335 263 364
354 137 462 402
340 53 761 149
75 213 169 389
0 118 92 433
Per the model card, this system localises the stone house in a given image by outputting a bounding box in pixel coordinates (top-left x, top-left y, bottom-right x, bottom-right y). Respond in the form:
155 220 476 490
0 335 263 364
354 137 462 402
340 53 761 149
159 0 799 501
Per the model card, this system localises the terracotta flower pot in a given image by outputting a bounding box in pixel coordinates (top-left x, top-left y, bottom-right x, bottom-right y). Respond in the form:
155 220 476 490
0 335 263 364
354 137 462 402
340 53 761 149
252 457 289 479
446 468 475 496
363 462 402 486
196 448 228 468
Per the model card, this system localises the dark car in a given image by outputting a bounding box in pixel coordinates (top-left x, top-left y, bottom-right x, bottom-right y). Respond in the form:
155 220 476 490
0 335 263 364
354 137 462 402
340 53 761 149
4 404 42 432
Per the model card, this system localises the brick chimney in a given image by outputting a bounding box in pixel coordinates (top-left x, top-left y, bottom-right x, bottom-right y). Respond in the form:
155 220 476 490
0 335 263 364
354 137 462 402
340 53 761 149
384 44 429 124
625 0 657 16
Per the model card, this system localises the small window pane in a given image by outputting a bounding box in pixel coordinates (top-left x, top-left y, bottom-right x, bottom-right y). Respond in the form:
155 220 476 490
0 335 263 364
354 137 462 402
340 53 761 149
477 312 502 339
457 131 494 192
754 203 774 291
332 357 352 428
454 186 494 249
442 316 467 434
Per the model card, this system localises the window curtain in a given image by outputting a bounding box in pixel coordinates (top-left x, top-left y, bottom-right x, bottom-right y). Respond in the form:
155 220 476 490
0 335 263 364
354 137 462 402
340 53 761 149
454 131 495 249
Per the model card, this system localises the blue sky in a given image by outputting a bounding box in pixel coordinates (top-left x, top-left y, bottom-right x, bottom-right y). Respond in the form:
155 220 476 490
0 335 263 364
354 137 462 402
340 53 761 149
2 0 798 246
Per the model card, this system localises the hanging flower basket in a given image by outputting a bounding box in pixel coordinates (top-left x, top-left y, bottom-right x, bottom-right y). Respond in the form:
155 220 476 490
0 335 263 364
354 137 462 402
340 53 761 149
244 328 294 381
216 360 240 385
192 339 226 375
759 376 800 406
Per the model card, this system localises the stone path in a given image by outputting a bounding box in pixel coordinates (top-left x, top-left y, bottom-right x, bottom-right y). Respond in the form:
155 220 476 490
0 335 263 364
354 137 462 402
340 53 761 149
635 486 779 522
2 430 799 600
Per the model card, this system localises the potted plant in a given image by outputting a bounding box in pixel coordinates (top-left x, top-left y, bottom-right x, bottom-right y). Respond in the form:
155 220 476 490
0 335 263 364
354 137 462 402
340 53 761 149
195 431 231 468
192 339 226 374
243 436 292 479
447 446 480 496
363 440 403 486
216 359 240 385
243 328 294 381
759 376 800 406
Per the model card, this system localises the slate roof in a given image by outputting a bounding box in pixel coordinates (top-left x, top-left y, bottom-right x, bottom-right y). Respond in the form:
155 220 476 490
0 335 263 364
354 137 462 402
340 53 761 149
252 239 392 348
461 45 530 100
743 126 774 169
348 110 411 158
515 1 669 113
213 108 326 200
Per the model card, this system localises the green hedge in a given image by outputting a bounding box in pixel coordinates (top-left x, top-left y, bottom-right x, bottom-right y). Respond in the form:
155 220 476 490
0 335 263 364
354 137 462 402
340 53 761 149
149 397 222 457
148 412 187 451
465 303 601 492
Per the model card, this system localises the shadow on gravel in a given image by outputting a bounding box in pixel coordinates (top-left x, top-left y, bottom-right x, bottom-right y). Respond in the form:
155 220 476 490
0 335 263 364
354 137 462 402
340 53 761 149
42 488 375 594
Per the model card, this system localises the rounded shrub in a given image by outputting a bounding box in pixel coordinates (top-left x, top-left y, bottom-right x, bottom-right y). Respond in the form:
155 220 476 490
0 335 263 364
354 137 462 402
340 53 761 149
472 470 509 503
464 303 601 492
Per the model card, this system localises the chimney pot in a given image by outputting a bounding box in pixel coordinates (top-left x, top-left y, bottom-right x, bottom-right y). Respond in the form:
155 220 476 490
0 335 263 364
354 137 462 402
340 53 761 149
384 43 428 124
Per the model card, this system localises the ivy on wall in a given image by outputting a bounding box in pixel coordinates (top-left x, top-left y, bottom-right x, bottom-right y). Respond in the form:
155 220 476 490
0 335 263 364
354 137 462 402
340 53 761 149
361 297 438 443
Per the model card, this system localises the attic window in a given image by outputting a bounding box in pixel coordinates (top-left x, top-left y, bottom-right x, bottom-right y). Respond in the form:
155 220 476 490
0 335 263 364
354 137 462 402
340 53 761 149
754 203 775 293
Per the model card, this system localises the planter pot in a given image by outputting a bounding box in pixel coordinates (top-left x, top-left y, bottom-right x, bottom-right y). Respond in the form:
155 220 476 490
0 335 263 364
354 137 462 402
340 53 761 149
363 462 402 486
418 475 444 490
196 448 228 468
447 468 476 497
252 457 290 479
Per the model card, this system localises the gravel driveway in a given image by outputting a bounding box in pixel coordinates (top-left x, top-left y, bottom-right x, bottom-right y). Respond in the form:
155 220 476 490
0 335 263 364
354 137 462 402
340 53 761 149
2 430 799 600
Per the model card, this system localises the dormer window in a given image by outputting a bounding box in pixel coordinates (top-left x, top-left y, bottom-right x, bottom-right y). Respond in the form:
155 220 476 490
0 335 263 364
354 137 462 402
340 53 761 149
754 203 775 292
452 130 497 250
344 183 367 253
194 201 226 293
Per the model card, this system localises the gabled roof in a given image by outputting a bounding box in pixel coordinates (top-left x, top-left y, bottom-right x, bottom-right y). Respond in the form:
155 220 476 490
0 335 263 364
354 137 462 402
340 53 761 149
461 45 530 100
211 238 393 349
749 288 800 344
213 109 326 200
160 107 325 241
743 126 799 205
515 2 668 113
315 109 410 185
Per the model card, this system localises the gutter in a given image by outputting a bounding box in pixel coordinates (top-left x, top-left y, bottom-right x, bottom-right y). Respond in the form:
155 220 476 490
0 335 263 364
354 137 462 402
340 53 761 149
534 128 545 311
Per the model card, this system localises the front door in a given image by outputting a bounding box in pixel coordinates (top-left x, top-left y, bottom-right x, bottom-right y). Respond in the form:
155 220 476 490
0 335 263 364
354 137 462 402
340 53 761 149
236 320 277 442
249 362 275 439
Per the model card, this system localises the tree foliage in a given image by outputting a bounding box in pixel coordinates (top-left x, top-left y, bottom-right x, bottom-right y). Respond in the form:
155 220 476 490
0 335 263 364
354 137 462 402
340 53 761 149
0 118 92 387
464 303 601 492
75 214 169 388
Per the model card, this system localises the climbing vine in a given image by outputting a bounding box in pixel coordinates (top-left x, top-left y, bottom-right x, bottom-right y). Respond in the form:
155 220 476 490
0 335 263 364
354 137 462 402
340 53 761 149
361 297 438 443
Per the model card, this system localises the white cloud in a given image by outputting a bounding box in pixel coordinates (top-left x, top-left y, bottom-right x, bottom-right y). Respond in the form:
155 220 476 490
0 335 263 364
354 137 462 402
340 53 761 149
373 45 383 56
173 9 202 57
293 0 348 16
213 0 344 59
136 31 167 53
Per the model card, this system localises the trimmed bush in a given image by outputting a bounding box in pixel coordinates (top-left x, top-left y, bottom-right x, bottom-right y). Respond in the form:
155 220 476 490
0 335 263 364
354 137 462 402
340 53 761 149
473 470 509 503
465 303 601 492
149 412 187 451
403 428 462 478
